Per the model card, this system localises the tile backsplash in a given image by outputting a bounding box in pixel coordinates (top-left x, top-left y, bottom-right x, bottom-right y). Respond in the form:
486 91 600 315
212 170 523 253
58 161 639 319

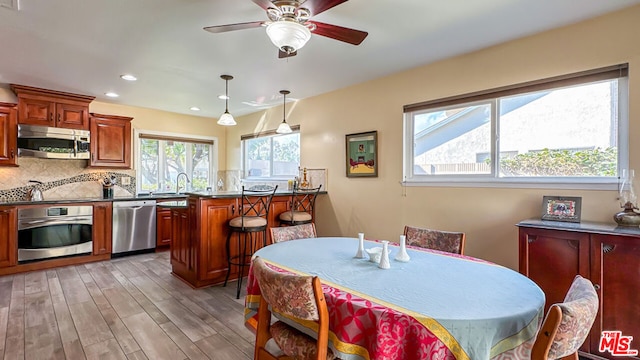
217 168 327 192
0 158 135 202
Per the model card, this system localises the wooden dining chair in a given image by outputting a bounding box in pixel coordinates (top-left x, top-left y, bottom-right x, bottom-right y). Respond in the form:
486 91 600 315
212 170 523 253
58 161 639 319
531 275 599 360
252 256 335 360
270 223 317 243
403 225 466 255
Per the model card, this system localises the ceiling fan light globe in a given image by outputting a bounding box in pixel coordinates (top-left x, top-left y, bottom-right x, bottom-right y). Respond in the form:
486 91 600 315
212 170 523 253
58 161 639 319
276 121 293 134
217 111 237 126
266 21 311 54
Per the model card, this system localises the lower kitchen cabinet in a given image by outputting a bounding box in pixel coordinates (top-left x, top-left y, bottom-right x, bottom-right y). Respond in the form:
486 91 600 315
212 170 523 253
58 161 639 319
170 206 191 281
518 219 640 359
0 206 17 268
157 207 172 247
93 202 112 255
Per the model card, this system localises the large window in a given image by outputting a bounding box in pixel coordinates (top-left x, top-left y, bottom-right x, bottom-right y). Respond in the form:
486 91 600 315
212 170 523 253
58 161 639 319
403 64 629 188
137 132 216 193
242 126 300 179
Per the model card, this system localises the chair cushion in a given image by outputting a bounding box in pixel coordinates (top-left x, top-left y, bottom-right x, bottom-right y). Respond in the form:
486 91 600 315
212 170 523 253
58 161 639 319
270 321 334 360
280 211 313 222
229 216 267 228
548 276 599 359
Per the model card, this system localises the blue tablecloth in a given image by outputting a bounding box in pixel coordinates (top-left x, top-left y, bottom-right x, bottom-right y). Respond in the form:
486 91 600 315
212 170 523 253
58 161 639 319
251 237 545 360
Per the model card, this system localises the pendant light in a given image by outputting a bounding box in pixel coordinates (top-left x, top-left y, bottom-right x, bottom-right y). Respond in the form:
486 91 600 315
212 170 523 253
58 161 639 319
276 90 292 134
217 75 236 126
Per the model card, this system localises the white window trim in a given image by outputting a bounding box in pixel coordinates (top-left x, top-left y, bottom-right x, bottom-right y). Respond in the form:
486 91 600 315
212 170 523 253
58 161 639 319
133 128 219 194
402 76 629 190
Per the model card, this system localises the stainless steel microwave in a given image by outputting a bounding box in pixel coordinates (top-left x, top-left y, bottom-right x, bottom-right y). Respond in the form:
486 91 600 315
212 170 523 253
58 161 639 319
17 124 90 159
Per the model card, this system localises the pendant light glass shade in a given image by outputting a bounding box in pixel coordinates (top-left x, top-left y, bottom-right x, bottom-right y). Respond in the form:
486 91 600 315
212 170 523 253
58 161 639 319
276 90 292 134
266 21 311 54
217 75 236 126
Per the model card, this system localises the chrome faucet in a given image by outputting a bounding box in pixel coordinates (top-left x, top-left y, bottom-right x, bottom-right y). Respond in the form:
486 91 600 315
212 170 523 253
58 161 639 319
176 172 190 194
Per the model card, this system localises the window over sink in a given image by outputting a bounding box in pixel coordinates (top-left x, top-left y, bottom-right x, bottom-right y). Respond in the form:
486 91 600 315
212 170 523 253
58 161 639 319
135 130 218 194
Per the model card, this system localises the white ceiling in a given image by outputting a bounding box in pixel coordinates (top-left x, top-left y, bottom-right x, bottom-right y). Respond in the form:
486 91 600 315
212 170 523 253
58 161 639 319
0 0 638 118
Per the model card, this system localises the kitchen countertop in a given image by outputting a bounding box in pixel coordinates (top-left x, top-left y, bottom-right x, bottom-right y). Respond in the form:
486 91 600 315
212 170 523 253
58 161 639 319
0 189 327 206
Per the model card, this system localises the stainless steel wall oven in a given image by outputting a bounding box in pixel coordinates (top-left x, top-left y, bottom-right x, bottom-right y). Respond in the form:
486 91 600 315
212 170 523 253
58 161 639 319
17 205 93 262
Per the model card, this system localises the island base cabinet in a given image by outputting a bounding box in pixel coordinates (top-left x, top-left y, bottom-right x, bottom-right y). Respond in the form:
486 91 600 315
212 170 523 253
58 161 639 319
518 221 640 359
170 194 302 289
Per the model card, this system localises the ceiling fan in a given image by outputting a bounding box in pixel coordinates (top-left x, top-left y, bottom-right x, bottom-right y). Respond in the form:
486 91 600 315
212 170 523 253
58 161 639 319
204 0 368 58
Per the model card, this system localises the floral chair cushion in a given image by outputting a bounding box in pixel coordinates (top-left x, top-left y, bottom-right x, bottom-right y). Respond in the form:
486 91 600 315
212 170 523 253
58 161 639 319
253 257 320 321
270 321 334 360
547 275 599 359
403 226 465 254
271 224 317 243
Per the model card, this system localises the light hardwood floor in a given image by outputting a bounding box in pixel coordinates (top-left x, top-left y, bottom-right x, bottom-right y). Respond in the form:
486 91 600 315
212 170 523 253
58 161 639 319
0 251 254 360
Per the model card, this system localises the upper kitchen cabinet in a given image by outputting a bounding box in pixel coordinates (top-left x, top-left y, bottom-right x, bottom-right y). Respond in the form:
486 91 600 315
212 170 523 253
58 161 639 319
89 113 132 168
0 102 18 166
10 84 95 131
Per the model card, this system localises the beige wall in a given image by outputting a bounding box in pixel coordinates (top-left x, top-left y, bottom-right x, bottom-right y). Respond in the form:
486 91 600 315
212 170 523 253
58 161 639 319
227 5 640 270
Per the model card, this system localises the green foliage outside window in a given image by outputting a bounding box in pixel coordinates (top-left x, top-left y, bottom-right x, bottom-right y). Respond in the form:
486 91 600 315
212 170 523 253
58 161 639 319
499 147 617 176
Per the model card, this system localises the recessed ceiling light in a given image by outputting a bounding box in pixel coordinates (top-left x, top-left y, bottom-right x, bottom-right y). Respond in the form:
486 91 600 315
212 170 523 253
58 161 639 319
105 92 119 98
218 95 229 100
120 74 137 81
190 107 201 111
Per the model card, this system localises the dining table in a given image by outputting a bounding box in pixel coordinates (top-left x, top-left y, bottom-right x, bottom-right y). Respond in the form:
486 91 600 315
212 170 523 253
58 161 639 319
244 237 545 360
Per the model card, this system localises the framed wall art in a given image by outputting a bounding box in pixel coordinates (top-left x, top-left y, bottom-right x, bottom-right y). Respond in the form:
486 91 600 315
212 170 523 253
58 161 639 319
346 131 377 178
541 196 582 223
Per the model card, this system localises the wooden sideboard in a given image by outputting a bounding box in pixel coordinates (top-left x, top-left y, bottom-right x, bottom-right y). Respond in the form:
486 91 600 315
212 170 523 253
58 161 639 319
518 219 640 359
170 193 295 289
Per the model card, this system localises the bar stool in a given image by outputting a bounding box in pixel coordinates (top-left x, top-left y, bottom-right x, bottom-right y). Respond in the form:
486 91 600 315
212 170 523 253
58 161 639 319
224 185 277 299
279 185 322 226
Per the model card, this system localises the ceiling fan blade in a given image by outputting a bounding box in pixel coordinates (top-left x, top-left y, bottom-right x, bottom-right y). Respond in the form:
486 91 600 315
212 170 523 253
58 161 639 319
279 49 297 58
301 0 349 16
251 0 275 10
203 21 265 34
309 21 368 45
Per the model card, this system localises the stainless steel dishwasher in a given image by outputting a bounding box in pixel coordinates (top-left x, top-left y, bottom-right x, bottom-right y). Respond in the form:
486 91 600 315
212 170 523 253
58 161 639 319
112 200 157 256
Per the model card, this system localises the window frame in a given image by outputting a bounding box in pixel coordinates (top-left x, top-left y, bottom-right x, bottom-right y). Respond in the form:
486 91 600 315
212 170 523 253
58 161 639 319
134 129 218 194
402 64 629 190
241 125 301 181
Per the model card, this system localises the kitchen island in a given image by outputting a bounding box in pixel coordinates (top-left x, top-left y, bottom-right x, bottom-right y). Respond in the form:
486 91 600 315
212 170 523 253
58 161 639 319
169 190 321 289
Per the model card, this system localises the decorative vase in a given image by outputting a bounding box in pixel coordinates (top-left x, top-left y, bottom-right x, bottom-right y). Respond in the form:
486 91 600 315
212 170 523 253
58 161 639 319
355 233 365 258
395 235 410 262
614 169 640 226
379 241 391 269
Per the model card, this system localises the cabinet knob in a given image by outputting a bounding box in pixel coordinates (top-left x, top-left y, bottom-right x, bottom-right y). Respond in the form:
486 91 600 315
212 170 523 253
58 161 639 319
49 113 53 122
594 284 601 291
57 113 61 123
10 149 14 158
231 205 235 214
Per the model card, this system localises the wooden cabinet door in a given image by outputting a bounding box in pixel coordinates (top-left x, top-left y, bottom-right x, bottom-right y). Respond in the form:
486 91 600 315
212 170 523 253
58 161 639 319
171 207 190 274
0 206 17 268
157 208 172 247
199 198 236 282
56 103 89 130
267 197 290 244
590 234 640 359
17 97 55 126
93 202 113 255
0 103 18 166
519 227 590 314
89 114 132 168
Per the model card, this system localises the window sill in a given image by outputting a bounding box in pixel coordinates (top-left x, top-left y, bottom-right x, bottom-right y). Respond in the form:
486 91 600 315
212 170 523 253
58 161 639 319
401 178 618 191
